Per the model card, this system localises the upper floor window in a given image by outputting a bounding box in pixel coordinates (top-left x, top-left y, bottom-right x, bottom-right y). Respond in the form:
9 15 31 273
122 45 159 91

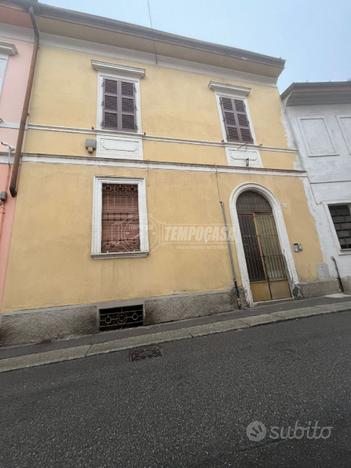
219 96 253 143
329 204 351 250
102 78 137 131
92 60 144 133
209 81 255 145
0 42 17 96
0 55 7 95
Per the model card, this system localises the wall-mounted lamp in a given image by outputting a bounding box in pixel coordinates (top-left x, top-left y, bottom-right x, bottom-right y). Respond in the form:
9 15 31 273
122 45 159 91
293 242 303 252
85 139 97 154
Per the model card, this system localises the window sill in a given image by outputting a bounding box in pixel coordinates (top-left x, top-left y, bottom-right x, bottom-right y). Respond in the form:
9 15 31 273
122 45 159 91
225 140 255 145
98 128 142 137
307 153 340 158
91 251 149 259
338 249 351 256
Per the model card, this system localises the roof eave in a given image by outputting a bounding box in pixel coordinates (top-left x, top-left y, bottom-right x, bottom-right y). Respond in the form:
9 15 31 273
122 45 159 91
32 1 284 78
282 82 351 105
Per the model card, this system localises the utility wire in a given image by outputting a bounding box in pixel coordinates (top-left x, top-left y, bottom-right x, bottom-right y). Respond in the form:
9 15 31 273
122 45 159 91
147 0 158 64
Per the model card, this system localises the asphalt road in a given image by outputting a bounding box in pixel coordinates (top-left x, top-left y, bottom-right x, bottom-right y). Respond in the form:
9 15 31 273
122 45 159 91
1 311 351 467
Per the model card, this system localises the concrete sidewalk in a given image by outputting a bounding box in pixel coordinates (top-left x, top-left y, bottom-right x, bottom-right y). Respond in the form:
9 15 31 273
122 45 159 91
0 294 350 373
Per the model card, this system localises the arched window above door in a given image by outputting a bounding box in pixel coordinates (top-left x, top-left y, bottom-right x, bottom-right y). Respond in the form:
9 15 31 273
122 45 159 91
237 191 272 214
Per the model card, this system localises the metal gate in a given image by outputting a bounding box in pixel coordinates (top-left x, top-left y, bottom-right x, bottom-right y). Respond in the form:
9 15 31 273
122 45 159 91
237 191 291 302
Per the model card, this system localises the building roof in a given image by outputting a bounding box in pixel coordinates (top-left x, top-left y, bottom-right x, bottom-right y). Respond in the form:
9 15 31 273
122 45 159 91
9 0 285 80
281 81 351 105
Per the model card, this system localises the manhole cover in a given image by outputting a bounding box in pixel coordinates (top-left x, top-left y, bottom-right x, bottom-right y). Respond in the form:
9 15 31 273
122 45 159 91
129 345 162 362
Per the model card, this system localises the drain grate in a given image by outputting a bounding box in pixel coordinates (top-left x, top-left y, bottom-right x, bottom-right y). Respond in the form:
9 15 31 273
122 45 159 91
129 345 162 362
99 304 144 331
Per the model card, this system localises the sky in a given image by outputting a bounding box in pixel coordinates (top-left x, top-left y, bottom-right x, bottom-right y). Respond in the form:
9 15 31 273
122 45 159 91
44 0 351 91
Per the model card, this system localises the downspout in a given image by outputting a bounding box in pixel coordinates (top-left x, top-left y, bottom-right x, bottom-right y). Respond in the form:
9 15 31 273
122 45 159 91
9 4 39 197
215 169 242 308
219 200 242 308
331 256 344 293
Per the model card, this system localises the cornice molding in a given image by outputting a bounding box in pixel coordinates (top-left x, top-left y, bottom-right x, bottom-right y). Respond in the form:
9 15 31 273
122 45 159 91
91 59 145 78
0 153 306 178
282 82 351 105
208 81 251 97
0 41 18 56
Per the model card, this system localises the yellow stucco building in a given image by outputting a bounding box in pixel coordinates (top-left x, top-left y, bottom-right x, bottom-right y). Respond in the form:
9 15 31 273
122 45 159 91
0 3 339 344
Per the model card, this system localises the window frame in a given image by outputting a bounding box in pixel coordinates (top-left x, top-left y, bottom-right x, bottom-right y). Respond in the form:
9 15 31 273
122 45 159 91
0 54 9 97
92 176 149 258
96 72 142 134
325 201 351 254
215 92 256 145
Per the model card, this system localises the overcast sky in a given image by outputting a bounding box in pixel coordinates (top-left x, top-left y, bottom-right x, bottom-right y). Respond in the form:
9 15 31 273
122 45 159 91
44 0 351 91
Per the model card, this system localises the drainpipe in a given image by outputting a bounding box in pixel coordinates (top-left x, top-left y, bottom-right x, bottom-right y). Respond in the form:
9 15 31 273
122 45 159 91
331 256 344 293
9 4 39 197
215 169 242 308
219 200 242 308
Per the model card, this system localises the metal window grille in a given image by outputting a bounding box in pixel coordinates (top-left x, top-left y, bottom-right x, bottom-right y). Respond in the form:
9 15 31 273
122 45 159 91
101 183 140 253
99 304 144 331
329 204 351 249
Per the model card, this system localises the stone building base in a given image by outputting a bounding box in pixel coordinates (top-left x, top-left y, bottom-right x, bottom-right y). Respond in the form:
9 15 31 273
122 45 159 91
0 278 346 347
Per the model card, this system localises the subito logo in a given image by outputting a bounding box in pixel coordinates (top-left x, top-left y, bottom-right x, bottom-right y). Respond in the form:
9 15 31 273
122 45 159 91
246 421 267 442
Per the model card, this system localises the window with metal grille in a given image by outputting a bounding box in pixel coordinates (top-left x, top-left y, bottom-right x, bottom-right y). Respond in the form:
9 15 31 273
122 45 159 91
101 183 140 253
329 204 351 249
99 304 144 331
219 96 253 143
102 78 136 131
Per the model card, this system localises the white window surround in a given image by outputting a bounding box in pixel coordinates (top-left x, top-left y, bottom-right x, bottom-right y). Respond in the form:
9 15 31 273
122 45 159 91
230 183 298 305
0 54 8 97
225 147 262 168
96 71 143 133
298 116 338 157
91 59 145 78
208 81 251 97
0 41 17 56
91 176 149 258
213 89 257 146
324 200 351 255
96 133 143 160
336 115 351 154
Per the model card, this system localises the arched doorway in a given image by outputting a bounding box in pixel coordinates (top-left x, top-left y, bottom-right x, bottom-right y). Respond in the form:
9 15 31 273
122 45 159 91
237 191 291 302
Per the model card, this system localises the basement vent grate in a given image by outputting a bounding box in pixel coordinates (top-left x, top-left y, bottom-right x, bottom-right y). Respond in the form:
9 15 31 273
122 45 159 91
129 345 162 362
99 304 144 331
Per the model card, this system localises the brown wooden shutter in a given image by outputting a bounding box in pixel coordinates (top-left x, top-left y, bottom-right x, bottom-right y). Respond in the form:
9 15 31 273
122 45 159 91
102 79 136 131
121 81 136 130
103 79 118 129
220 97 253 143
101 183 140 253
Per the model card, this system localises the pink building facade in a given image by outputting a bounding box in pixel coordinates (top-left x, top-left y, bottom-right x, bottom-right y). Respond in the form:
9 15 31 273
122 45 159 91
0 3 34 304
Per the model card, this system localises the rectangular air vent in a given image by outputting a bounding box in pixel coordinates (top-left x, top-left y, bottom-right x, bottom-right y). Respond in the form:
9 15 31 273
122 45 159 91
99 304 144 331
